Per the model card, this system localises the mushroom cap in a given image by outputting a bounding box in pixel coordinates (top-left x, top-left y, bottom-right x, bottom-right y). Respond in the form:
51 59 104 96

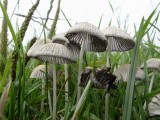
52 33 69 44
102 26 135 51
113 64 145 82
52 33 80 61
148 93 160 116
27 39 52 57
30 65 53 79
65 22 107 52
34 43 76 64
140 58 160 71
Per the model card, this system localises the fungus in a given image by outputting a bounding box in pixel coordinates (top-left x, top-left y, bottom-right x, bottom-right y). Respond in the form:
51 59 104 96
102 26 135 67
34 43 76 120
102 26 135 120
52 33 80 109
65 22 107 101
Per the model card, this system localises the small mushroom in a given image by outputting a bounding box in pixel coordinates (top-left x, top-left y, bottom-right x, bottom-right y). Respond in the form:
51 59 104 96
65 22 107 101
113 64 145 82
148 93 160 116
140 58 160 92
27 39 52 58
52 33 80 109
34 43 76 120
102 26 135 67
30 65 53 112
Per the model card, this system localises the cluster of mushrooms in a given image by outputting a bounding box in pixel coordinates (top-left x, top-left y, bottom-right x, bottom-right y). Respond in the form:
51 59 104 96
27 22 160 119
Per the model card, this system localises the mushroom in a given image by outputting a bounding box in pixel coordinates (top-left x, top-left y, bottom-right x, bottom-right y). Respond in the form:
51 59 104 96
34 43 76 120
102 27 135 120
65 22 107 101
52 33 80 109
140 58 160 92
30 65 53 112
148 93 160 117
113 64 145 82
27 39 52 58
102 26 135 67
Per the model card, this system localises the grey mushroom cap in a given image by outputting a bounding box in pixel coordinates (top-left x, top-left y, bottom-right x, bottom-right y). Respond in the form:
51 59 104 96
65 22 107 52
30 65 53 79
113 64 145 82
52 33 70 45
140 58 160 71
34 43 76 64
102 26 135 51
52 33 80 61
27 39 52 57
148 93 160 116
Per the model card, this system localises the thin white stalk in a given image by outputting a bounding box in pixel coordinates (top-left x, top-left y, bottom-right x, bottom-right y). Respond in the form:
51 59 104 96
53 63 56 120
106 47 111 67
72 79 92 120
64 64 69 109
40 79 46 112
148 72 155 93
48 89 53 119
77 40 85 102
105 93 110 120
105 44 111 120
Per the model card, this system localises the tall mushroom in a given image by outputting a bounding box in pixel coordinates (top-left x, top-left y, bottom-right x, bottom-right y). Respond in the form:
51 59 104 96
34 43 76 120
102 26 135 120
30 65 53 113
140 58 160 93
65 22 107 101
52 33 80 109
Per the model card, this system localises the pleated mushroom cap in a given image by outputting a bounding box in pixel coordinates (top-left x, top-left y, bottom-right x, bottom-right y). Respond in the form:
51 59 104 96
30 65 53 79
52 33 80 61
148 93 160 116
140 58 160 71
34 43 76 64
113 64 145 82
27 39 52 57
65 22 107 52
102 26 135 51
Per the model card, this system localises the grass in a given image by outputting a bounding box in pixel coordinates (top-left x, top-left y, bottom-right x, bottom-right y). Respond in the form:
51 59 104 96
0 1 160 120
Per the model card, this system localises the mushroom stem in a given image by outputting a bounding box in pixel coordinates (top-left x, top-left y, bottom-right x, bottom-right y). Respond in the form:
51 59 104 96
40 79 46 112
64 64 69 109
106 50 111 67
77 40 85 102
105 45 111 120
148 72 155 93
105 93 110 120
52 63 57 120
48 89 53 119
